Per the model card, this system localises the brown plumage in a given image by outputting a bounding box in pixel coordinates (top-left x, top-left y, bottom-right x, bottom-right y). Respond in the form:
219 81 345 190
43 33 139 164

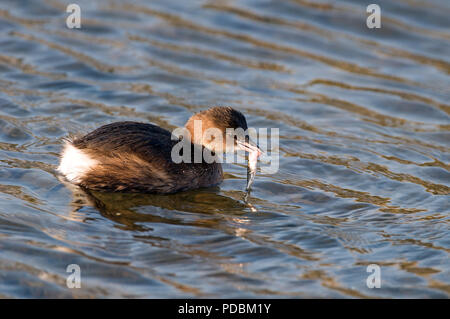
57 107 259 194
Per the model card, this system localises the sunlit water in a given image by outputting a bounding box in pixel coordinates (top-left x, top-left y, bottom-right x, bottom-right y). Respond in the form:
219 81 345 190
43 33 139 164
0 0 449 298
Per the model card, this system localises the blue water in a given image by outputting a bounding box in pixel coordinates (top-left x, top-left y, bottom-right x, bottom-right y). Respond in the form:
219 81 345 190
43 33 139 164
0 0 449 298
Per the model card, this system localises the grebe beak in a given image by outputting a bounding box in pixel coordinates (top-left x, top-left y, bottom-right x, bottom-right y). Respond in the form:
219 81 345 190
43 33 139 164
236 137 262 156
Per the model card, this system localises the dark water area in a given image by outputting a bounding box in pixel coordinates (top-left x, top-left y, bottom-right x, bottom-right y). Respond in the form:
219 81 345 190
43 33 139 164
0 0 449 298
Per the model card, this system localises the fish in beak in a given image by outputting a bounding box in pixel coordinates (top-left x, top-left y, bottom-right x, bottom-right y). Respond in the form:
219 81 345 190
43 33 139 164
236 137 262 192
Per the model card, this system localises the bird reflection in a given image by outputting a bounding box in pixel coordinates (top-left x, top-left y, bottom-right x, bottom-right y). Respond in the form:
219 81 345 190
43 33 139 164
64 178 254 232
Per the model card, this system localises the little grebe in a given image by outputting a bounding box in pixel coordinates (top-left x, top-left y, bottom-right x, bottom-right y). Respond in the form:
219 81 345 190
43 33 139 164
58 106 261 194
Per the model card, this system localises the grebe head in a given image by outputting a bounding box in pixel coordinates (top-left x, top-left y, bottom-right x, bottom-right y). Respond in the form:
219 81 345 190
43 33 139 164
185 106 261 155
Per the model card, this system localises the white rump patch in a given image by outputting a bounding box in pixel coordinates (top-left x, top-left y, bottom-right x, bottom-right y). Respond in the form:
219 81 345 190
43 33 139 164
57 142 98 184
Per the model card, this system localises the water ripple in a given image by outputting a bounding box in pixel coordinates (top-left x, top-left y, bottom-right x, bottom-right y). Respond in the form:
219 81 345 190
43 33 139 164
0 0 448 298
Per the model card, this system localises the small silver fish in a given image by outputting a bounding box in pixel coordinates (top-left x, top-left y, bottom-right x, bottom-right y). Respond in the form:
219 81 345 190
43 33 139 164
236 137 261 198
246 149 259 192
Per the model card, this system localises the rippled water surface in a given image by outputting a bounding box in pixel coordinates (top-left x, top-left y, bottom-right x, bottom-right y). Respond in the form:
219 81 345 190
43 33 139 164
0 0 449 298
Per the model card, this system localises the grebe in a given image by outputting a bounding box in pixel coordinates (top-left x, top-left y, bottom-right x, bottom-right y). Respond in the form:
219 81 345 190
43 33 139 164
57 107 261 194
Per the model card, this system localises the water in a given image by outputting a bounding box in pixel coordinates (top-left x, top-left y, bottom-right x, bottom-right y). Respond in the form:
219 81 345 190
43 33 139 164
0 0 449 298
